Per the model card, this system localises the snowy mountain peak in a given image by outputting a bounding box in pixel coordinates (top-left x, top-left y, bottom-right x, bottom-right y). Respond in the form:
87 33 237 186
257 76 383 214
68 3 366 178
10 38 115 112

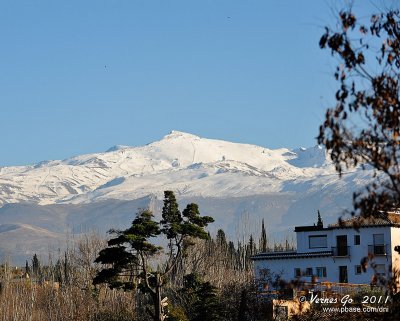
0 131 335 207
106 145 131 152
288 145 328 168
163 130 200 140
0 132 370 264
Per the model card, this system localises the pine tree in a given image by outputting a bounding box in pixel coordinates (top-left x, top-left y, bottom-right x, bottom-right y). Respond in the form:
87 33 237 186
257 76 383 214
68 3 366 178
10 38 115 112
248 235 256 256
237 289 250 321
317 210 323 227
25 260 30 275
161 190 182 239
228 241 236 269
64 252 70 285
259 219 267 252
54 259 63 284
32 254 40 277
94 191 214 321
181 273 224 321
216 229 227 248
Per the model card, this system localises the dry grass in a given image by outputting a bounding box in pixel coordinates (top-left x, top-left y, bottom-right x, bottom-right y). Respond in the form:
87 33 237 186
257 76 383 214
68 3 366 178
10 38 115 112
0 279 136 321
0 232 137 321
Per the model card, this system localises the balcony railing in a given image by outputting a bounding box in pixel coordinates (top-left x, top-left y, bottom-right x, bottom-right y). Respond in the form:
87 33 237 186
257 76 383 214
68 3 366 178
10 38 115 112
368 244 388 256
331 246 350 257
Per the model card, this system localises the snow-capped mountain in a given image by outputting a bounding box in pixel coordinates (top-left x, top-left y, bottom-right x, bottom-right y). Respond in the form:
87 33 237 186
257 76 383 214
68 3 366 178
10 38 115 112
0 131 333 205
0 131 368 264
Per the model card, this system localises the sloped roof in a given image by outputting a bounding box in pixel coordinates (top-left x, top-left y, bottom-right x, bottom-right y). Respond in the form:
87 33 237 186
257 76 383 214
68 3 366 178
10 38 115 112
328 212 400 228
251 250 333 261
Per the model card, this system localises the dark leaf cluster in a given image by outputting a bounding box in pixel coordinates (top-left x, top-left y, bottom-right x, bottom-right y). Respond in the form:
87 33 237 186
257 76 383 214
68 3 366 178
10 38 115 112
93 191 214 321
319 8 400 218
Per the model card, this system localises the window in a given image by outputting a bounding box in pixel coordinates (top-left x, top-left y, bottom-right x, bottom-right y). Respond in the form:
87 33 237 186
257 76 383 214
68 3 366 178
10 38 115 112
339 266 348 283
372 234 386 254
275 306 288 320
375 264 385 276
309 235 327 248
354 235 360 245
305 268 313 276
294 268 301 278
355 265 362 275
316 267 327 277
373 234 384 245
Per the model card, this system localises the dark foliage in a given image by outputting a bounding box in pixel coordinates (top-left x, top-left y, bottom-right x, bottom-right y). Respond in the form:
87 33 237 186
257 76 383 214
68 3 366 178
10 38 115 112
178 273 224 321
93 191 214 321
319 8 400 219
318 6 400 320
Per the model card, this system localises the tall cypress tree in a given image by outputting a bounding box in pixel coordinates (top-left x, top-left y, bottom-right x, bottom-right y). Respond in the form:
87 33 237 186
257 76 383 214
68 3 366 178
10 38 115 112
248 235 255 256
317 210 323 227
32 254 40 277
25 260 30 275
64 252 70 285
259 219 267 252
54 259 63 284
216 229 227 248
228 241 236 268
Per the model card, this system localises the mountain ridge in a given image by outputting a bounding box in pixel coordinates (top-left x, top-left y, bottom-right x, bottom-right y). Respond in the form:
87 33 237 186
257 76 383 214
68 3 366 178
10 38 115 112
0 130 333 207
0 131 368 264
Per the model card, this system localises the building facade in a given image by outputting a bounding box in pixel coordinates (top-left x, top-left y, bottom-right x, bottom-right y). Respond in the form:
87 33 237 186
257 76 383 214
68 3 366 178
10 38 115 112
252 212 400 285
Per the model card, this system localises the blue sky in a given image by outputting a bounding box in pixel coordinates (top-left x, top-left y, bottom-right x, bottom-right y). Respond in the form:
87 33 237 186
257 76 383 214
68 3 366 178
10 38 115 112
0 1 378 166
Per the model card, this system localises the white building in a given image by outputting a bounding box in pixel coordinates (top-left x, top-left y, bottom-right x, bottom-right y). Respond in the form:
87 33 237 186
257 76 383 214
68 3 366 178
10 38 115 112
252 212 400 285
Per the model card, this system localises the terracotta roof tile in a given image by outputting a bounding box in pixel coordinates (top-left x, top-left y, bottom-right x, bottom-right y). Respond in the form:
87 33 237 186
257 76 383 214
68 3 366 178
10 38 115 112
328 212 400 228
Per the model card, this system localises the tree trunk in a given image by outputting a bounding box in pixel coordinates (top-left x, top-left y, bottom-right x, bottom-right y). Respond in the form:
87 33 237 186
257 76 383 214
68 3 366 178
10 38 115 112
154 273 165 321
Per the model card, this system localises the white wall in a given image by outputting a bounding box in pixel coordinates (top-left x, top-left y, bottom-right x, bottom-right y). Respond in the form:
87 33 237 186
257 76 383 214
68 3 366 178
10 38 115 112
255 226 395 286
391 227 400 275
296 230 332 253
254 256 332 285
335 226 390 284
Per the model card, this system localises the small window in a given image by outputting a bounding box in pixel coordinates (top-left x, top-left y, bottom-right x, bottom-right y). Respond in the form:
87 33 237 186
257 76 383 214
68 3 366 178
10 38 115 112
354 235 360 245
275 306 288 320
375 264 385 276
309 235 328 248
305 268 313 276
373 234 384 245
316 267 327 277
355 265 362 275
294 268 301 278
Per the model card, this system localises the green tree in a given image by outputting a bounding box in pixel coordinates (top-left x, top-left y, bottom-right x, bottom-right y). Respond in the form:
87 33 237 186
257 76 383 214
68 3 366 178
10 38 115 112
180 273 224 321
317 210 323 227
32 254 40 277
237 289 250 321
166 306 189 321
247 235 256 257
54 259 63 284
259 219 267 252
161 191 183 239
216 229 227 248
93 191 214 321
25 260 30 275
